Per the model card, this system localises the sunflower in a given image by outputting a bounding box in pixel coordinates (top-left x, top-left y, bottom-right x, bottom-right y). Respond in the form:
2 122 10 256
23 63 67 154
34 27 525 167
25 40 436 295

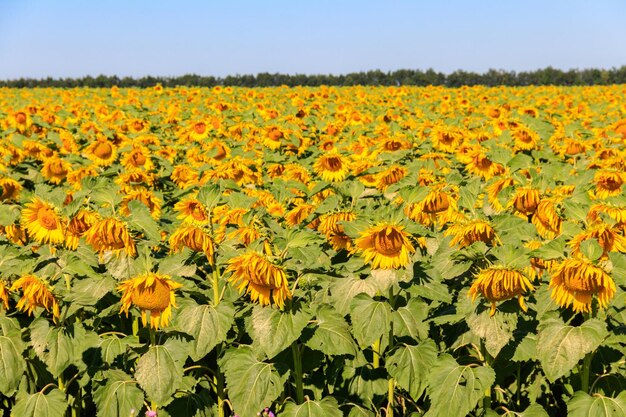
0 280 9 310
84 217 137 257
512 126 539 151
469 267 534 316
592 170 625 199
188 121 210 141
486 177 516 212
532 199 563 239
445 219 500 248
313 153 349 182
174 197 208 224
85 137 117 166
549 258 616 313
10 275 60 321
65 210 100 250
66 166 99 190
568 223 626 259
0 177 22 201
466 153 505 180
169 224 215 261
227 224 262 246
121 146 153 172
376 166 408 190
118 273 182 329
587 202 626 226
41 157 71 184
20 198 66 245
120 189 162 219
510 187 541 216
226 251 291 308
3 224 28 245
354 224 415 269
171 165 199 189
284 203 316 227
431 125 462 153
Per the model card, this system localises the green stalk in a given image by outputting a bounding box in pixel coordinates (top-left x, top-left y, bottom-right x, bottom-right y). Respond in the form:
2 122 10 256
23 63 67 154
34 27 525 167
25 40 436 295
581 311 593 393
214 344 226 417
480 340 491 414
292 343 304 404
212 268 221 307
387 378 395 417
149 326 156 347
372 338 381 369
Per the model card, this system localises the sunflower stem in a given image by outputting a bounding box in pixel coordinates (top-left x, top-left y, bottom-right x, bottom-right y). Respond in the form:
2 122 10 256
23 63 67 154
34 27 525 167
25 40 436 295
292 342 304 404
212 268 221 307
372 338 381 369
387 377 395 417
581 311 594 393
149 326 156 346
132 316 139 337
480 340 491 415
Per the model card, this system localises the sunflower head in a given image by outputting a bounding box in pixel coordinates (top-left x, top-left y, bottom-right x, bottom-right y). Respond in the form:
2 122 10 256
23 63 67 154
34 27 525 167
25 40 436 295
86 138 117 166
446 219 500 248
41 157 71 185
169 224 215 262
592 170 625 199
3 224 28 245
511 187 541 216
84 217 137 257
313 153 349 182
549 258 615 313
0 177 23 201
20 198 66 245
65 210 100 250
376 166 408 190
469 267 534 316
0 280 9 310
10 275 60 321
227 251 291 308
532 199 563 239
174 198 208 224
354 223 415 269
118 273 182 329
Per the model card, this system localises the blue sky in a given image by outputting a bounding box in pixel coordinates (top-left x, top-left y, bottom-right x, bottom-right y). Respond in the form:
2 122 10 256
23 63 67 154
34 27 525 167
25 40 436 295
1 0 625 79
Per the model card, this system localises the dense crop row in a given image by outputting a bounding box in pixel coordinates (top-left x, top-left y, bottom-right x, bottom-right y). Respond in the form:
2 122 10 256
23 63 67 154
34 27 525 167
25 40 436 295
0 85 625 417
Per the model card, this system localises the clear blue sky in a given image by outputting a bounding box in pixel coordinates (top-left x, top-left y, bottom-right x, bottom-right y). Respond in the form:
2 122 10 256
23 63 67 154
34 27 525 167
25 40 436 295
1 0 625 79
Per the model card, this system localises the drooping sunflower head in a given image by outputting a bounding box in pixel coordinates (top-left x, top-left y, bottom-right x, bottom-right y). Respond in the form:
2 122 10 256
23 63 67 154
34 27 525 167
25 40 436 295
121 146 153 172
549 258 616 313
174 197 208 224
284 203 316 228
41 157 71 185
226 251 291 308
510 187 541 216
568 223 626 260
376 165 408 190
169 224 215 261
84 217 137 257
3 224 28 245
65 209 100 250
118 273 182 329
20 198 66 245
354 223 415 269
313 153 349 182
469 267 534 316
532 198 563 239
120 188 162 219
10 275 60 321
466 152 506 180
592 170 625 199
171 165 199 189
0 177 22 201
445 219 500 248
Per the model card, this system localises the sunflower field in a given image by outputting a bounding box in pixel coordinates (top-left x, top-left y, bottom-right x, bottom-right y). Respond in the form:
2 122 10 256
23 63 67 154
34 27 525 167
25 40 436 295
0 84 625 417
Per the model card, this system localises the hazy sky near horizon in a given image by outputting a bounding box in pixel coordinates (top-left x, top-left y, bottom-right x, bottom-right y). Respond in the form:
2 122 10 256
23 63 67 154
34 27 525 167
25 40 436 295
1 0 625 79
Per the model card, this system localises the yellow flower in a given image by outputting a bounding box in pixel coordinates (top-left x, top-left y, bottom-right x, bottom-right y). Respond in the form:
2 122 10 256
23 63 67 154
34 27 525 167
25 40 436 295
549 258 615 313
469 267 534 316
510 187 541 216
120 188 162 219
568 223 626 260
65 210 100 250
227 251 291 308
84 217 137 257
354 224 415 269
41 157 71 184
10 275 60 321
85 137 117 166
174 197 208 224
169 224 215 261
592 170 625 199
376 166 407 190
532 198 563 239
445 219 499 248
118 273 182 329
3 224 28 246
0 280 9 310
20 198 66 245
313 153 349 182
0 177 22 201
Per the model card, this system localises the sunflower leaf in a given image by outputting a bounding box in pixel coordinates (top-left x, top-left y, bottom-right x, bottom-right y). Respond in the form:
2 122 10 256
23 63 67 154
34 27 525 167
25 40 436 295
567 391 626 417
579 239 604 262
304 304 357 356
387 340 438 400
424 354 496 417
0 328 26 396
536 318 608 382
92 370 145 417
350 293 392 348
12 389 68 417
250 303 312 359
392 298 430 341
175 301 234 361
126 200 160 244
281 397 343 417
219 345 289 417
467 309 518 358
134 339 186 406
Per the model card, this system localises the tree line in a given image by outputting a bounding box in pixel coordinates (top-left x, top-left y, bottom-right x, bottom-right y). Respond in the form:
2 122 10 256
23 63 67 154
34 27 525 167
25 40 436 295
2 66 626 88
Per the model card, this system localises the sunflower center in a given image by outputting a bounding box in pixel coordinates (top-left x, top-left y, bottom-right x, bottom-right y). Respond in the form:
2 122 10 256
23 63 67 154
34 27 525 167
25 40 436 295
131 152 147 166
94 141 113 159
37 208 58 230
131 280 171 311
190 203 206 221
440 133 454 144
598 176 622 190
517 131 533 143
323 156 343 172
474 156 492 170
16 112 27 124
385 140 402 151
49 161 67 176
373 228 404 256
194 122 206 134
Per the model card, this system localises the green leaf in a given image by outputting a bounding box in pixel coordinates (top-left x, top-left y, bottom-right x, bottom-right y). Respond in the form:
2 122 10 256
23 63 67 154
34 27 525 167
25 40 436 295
392 298 430 341
536 318 608 382
517 403 550 417
126 200 161 244
64 275 117 306
350 294 392 348
219 346 289 417
567 391 626 417
529 236 567 260
29 319 90 377
0 204 20 226
467 310 518 358
0 328 26 396
387 340 438 400
197 184 222 209
134 339 186 406
281 397 343 417
157 253 197 278
176 301 235 361
342 352 388 402
93 370 145 417
424 354 496 417
250 304 311 359
329 276 378 316
12 389 68 417
347 405 375 417
305 305 357 356
511 334 537 362
579 239 604 262
100 335 138 365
